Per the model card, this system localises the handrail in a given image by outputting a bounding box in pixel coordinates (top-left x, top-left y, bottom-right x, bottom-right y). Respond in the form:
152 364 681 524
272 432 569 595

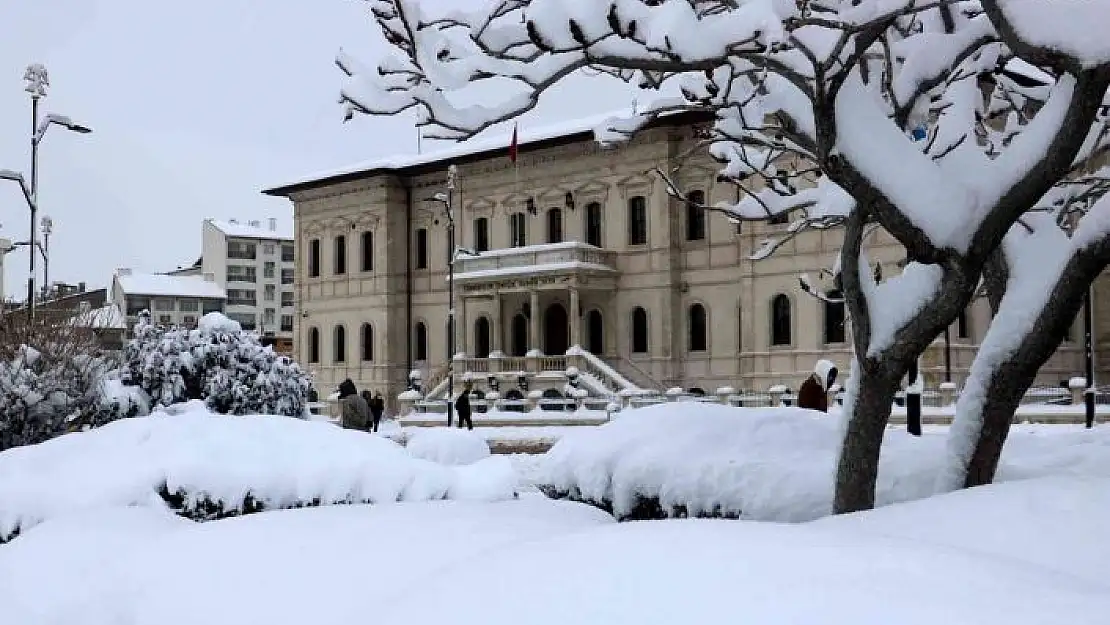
612 357 665 391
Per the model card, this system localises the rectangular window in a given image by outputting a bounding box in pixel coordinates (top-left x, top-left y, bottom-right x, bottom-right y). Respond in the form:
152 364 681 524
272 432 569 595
179 300 198 312
416 228 429 269
126 297 150 317
280 314 294 332
264 284 276 301
473 218 490 252
182 315 197 328
263 308 276 325
154 299 174 311
263 243 275 255
281 291 294 307
686 191 706 241
227 241 256 260
202 300 222 314
158 314 172 325
361 231 374 271
627 196 648 245
263 262 276 279
510 213 527 248
334 235 347 275
281 244 295 262
226 289 257 306
308 239 320 277
585 203 603 247
281 268 294 284
228 312 256 331
227 266 256 283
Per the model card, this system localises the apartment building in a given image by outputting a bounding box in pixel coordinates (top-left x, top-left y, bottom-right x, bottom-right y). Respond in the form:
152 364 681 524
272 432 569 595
263 111 1109 404
111 269 226 333
200 219 295 353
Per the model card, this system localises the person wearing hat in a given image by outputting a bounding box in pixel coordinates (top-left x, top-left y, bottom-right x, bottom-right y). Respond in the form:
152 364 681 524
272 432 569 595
338 378 371 431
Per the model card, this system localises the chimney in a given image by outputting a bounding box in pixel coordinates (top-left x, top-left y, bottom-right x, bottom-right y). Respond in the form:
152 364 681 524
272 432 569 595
117 268 132 276
202 272 215 282
268 218 277 231
249 220 261 228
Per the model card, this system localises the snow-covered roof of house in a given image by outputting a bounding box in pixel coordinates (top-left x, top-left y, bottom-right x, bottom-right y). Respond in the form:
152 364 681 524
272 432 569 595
71 303 126 329
206 218 293 241
116 272 226 300
262 109 710 196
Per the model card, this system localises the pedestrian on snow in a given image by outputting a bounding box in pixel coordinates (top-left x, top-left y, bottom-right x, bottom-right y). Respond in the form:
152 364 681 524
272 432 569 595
369 391 386 433
338 378 371 431
455 382 474 431
797 359 838 413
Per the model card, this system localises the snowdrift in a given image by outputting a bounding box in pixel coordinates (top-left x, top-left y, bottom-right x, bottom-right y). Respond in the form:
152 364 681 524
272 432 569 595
537 403 1110 521
404 427 492 465
0 401 518 541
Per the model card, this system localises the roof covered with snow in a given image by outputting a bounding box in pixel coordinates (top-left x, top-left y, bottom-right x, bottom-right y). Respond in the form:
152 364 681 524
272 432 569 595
115 272 226 299
206 218 293 241
263 109 709 197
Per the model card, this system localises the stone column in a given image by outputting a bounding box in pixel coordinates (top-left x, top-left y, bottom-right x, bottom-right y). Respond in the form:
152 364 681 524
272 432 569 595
458 294 468 356
569 288 581 351
491 292 502 352
530 290 541 353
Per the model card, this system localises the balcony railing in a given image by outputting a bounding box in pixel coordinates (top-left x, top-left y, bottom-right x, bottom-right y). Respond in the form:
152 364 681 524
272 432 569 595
454 241 617 279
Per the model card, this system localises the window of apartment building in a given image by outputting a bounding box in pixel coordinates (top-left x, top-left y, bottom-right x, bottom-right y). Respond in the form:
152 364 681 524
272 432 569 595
688 304 707 352
957 309 971 339
585 202 603 247
282 243 295 262
686 190 706 242
227 265 256 282
631 307 649 354
264 284 276 301
334 235 347 275
547 208 563 244
158 314 173 325
227 240 256 260
771 294 792 346
280 314 294 332
229 312 256 330
126 297 150 316
414 322 428 361
361 231 374 271
263 243 275 256
333 325 347 363
263 308 276 327
308 239 320 277
473 218 490 252
202 300 222 314
281 291 294 307
227 289 256 306
824 291 846 344
179 300 198 312
415 228 429 269
264 261 276 279
183 315 197 328
154 299 174 311
509 212 527 248
281 268 294 284
627 196 648 245
308 327 320 363
361 323 374 361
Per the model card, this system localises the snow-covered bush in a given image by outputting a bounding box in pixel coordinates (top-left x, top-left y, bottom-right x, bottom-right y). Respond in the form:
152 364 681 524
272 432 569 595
406 428 492 465
123 311 309 417
0 316 135 452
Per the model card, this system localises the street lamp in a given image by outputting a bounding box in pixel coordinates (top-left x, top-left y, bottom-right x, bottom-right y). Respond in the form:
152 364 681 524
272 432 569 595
424 165 481 428
2 63 93 321
40 215 53 301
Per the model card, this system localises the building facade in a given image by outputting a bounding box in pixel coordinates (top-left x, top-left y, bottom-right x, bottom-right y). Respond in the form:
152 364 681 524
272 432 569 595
111 269 226 333
201 219 295 352
265 113 1109 403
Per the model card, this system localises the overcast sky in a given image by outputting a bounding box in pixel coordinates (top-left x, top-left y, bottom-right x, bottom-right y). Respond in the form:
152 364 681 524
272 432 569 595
0 0 641 296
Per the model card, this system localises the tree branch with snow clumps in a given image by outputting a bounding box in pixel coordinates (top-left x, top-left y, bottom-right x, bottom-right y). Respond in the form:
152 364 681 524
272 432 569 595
339 0 1110 514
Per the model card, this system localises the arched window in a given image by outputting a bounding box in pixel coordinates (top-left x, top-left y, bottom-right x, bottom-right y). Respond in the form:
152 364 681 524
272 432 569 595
334 235 347 275
627 196 647 245
824 290 845 344
360 323 374 361
414 322 428 361
631 307 649 354
688 303 708 352
308 327 320 363
686 190 706 241
474 317 491 359
547 208 563 244
361 231 374 271
333 325 346 363
585 202 603 247
771 294 792 346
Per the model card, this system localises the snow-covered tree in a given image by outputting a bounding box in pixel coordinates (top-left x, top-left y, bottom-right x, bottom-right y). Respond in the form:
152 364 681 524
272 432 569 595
0 315 135 451
124 311 311 417
338 0 1110 512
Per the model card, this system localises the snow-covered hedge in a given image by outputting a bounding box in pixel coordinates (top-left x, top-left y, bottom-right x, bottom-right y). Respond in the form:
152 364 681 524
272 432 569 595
0 401 518 542
536 403 1110 522
405 428 492 465
123 311 310 417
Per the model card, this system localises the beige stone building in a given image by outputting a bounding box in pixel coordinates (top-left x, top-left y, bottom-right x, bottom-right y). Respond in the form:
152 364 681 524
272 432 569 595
264 112 1107 404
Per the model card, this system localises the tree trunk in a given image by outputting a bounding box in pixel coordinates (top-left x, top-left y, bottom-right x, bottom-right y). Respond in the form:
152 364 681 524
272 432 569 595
834 359 901 513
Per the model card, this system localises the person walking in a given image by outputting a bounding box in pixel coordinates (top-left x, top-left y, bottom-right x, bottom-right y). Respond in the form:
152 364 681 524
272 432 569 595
455 382 474 431
369 390 386 433
797 359 838 413
338 378 371 431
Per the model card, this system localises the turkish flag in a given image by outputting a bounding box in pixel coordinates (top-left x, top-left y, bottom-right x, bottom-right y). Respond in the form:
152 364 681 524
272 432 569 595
509 123 518 164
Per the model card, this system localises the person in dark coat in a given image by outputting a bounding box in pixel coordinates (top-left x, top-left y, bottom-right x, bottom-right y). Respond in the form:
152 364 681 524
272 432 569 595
455 382 474 430
338 379 371 431
369 391 386 432
797 359 838 413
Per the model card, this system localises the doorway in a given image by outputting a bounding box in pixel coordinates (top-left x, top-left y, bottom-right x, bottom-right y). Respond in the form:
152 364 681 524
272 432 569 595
510 313 528 357
585 309 604 354
544 303 569 356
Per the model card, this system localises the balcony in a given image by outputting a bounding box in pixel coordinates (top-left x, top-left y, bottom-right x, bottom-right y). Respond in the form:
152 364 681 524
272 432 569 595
453 242 617 284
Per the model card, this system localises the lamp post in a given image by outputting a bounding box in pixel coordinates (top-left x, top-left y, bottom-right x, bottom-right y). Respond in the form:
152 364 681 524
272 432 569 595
39 215 52 301
7 64 92 320
943 326 952 383
1084 286 1095 428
